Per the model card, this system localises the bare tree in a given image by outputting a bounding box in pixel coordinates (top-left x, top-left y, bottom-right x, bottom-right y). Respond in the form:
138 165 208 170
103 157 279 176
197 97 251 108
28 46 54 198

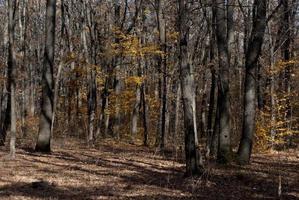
178 0 203 176
8 0 17 158
238 0 267 164
35 0 56 152
213 0 233 163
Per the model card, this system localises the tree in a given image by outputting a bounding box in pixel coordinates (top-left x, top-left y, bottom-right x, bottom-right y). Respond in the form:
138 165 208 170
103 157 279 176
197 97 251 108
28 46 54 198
35 0 57 152
155 0 167 150
178 0 203 176
213 0 233 163
0 1 10 147
238 0 267 164
7 0 17 158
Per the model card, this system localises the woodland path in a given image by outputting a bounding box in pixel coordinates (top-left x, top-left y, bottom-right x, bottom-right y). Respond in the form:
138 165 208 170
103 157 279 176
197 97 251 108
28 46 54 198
0 140 298 200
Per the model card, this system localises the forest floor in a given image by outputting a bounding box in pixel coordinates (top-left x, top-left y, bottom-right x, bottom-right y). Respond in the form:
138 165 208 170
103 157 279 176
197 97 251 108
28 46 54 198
0 139 298 200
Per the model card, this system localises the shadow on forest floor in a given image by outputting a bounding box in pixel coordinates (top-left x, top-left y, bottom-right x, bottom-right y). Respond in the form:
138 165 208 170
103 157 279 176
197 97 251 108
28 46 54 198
0 139 298 199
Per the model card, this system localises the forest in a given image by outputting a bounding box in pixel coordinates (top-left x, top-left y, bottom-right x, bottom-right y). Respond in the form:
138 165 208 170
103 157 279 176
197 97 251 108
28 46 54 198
0 0 298 199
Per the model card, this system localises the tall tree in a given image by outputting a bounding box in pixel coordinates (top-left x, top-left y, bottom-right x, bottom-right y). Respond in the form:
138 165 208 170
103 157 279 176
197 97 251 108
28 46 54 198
8 0 17 158
113 0 122 140
206 4 217 157
81 0 97 144
35 0 56 152
214 0 233 163
178 0 203 176
238 0 267 164
281 0 292 141
0 1 10 146
156 0 167 149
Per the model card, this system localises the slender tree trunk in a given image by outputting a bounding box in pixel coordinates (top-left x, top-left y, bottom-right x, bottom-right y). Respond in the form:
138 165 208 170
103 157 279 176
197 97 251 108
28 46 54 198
211 98 220 157
8 0 17 158
81 1 97 144
281 0 292 146
141 83 148 146
131 84 141 140
206 6 217 157
0 76 10 146
104 93 110 137
207 69 217 157
29 63 35 116
35 0 56 152
214 0 233 163
257 63 264 110
0 1 10 146
238 0 267 164
19 0 28 137
114 66 122 140
87 69 97 143
51 0 67 140
178 0 203 176
269 32 277 147
112 0 122 140
156 0 167 149
200 72 208 138
174 83 181 139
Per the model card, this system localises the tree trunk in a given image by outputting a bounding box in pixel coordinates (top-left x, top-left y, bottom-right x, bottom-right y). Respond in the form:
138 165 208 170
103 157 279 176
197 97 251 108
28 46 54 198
96 79 109 139
156 0 167 149
200 72 208 138
8 0 17 158
207 69 217 157
19 0 28 137
81 1 97 144
131 84 141 140
238 0 267 164
141 83 149 146
211 98 220 157
269 31 277 147
214 0 233 163
174 83 181 139
281 0 292 146
0 1 10 146
112 0 123 140
35 0 56 153
178 0 203 176
206 7 217 157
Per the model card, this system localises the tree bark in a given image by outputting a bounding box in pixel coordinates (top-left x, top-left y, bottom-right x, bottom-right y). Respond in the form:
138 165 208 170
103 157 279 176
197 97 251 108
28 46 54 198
156 0 167 149
81 1 97 144
214 0 233 163
35 0 56 152
281 0 292 146
131 83 141 139
174 83 181 140
238 0 267 164
113 0 122 140
206 7 217 157
0 1 10 146
8 0 17 158
178 0 203 176
141 82 149 146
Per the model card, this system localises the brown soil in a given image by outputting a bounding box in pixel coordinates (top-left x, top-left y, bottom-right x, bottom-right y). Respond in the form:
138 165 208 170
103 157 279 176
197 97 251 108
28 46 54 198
0 140 298 200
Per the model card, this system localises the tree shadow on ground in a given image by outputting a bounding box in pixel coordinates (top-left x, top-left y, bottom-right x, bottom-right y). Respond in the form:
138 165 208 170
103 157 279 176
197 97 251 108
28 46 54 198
0 144 298 199
0 182 121 200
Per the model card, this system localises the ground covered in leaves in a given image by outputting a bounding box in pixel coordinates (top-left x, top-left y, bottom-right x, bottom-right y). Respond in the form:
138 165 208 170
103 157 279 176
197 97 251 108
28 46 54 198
0 139 298 200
